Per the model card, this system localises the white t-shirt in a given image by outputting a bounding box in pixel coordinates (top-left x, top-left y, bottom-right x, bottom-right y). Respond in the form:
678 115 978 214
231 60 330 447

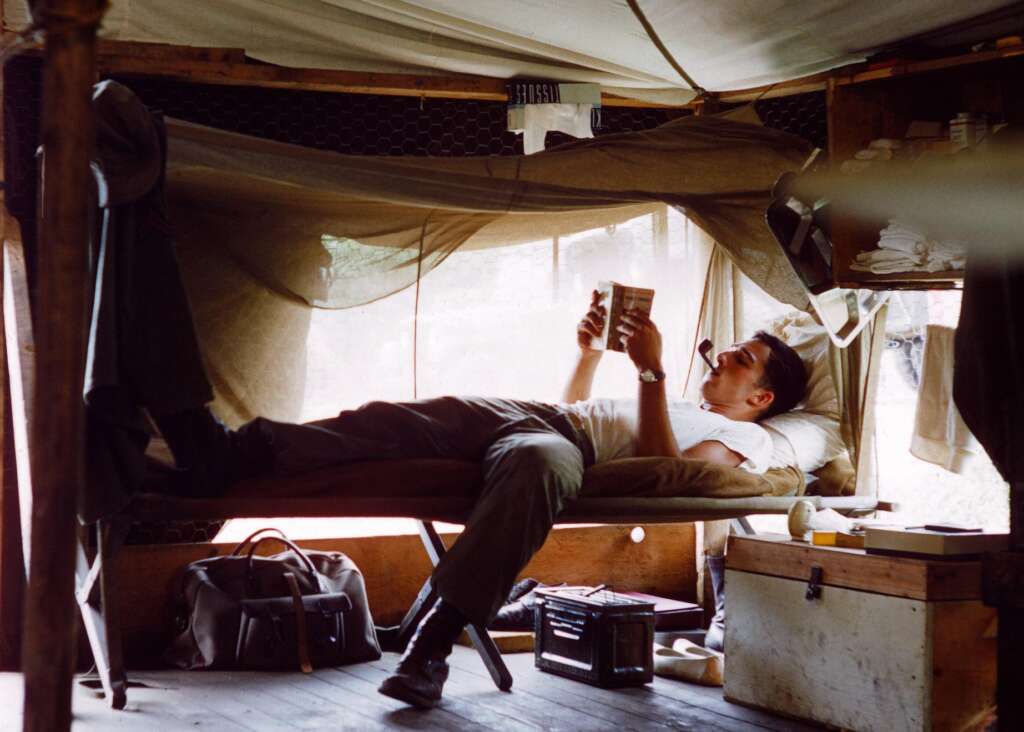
561 398 774 474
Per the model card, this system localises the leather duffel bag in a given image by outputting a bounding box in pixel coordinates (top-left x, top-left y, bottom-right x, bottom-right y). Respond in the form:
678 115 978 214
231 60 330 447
165 527 382 671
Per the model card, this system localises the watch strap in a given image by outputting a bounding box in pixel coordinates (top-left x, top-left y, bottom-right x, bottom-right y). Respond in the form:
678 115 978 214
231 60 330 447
638 368 667 383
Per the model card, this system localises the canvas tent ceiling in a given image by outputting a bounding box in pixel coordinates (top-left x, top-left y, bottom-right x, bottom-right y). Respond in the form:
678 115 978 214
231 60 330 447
6 1 1019 104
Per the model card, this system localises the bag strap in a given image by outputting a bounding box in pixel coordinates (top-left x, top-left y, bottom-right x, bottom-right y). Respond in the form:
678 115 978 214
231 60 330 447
229 526 289 556
283 572 313 674
242 535 325 593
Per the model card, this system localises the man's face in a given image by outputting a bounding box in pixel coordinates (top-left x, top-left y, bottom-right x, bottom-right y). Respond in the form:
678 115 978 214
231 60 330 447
700 339 774 411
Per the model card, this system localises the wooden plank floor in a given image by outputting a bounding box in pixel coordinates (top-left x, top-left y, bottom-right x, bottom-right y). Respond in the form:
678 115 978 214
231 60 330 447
0 647 823 731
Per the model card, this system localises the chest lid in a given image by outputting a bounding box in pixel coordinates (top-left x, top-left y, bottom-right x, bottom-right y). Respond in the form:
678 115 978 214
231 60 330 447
727 534 982 601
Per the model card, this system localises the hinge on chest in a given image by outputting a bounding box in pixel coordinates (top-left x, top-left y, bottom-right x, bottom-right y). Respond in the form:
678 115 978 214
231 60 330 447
805 565 823 601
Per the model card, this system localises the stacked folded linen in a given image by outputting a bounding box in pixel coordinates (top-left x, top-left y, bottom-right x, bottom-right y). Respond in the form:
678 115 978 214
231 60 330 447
876 222 926 254
928 239 968 271
850 220 967 274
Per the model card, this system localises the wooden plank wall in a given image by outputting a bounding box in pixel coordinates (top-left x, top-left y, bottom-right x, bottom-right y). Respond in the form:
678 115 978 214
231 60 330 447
116 523 696 664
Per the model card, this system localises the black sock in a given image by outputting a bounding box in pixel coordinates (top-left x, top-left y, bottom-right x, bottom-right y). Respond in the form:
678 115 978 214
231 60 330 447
153 407 232 496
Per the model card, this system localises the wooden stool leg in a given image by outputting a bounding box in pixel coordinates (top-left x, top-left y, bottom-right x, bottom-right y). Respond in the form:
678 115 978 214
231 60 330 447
75 520 127 709
414 520 513 691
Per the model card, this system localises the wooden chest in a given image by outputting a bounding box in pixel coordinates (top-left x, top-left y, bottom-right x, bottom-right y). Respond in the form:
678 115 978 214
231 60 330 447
723 534 996 732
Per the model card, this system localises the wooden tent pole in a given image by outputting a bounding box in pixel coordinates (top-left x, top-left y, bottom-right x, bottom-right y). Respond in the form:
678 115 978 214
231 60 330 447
21 1 103 731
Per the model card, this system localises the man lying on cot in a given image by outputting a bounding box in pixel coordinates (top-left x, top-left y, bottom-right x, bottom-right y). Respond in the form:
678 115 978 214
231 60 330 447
171 291 807 709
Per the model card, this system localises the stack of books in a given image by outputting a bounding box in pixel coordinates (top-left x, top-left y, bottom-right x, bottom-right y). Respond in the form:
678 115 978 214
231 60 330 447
864 524 1007 558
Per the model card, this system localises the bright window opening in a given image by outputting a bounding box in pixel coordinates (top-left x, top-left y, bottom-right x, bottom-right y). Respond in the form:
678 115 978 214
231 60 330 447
875 291 1008 530
218 207 713 541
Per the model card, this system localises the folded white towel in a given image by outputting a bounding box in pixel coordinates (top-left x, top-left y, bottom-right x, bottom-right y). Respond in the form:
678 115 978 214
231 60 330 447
878 235 926 255
861 221 967 274
856 248 925 265
882 220 924 236
851 259 924 274
929 239 968 256
877 221 929 256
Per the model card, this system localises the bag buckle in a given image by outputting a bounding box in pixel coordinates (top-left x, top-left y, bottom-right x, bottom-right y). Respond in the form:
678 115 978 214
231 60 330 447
263 612 284 654
805 565 823 601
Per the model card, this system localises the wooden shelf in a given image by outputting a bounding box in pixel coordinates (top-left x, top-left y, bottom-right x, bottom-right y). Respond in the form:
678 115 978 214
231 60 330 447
826 48 1023 290
833 42 1024 88
835 272 964 291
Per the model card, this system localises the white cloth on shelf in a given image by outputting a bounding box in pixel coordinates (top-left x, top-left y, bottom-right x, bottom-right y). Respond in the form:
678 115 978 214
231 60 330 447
854 220 967 274
851 247 924 274
877 221 927 255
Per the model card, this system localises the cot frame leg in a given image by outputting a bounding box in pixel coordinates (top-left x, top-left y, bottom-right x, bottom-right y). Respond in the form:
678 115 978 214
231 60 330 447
730 516 756 537
75 518 129 709
392 520 513 692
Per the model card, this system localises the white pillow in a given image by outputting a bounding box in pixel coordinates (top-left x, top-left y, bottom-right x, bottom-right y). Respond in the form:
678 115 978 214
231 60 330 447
760 312 846 473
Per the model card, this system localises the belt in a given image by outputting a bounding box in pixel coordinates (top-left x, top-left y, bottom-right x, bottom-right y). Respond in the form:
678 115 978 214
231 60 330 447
561 410 596 468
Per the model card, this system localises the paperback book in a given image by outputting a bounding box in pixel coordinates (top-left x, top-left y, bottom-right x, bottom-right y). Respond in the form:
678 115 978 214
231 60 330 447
594 280 655 352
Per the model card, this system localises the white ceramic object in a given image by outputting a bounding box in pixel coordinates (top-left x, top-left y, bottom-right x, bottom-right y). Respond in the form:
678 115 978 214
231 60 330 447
787 499 817 540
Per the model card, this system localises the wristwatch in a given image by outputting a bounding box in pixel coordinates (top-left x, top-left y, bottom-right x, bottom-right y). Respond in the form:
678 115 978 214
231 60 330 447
638 368 667 383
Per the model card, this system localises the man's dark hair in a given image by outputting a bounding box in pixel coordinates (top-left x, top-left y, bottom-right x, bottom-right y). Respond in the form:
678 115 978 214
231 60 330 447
751 331 808 420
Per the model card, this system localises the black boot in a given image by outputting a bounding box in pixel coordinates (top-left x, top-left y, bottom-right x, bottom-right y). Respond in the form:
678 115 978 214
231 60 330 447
704 554 726 652
378 599 467 708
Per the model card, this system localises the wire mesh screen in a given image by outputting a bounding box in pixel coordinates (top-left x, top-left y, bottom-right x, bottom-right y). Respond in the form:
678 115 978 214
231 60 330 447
755 91 829 156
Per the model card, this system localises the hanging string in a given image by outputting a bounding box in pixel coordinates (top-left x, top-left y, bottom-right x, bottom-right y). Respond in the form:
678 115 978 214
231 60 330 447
752 82 778 104
681 241 717 397
411 213 431 400
625 0 707 98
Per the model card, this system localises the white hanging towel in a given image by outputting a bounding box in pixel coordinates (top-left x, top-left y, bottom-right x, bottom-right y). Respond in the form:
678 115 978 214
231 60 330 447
520 103 594 154
910 324 986 474
507 82 600 154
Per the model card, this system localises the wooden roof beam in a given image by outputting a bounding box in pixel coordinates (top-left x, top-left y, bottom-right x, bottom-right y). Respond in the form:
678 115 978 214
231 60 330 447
94 40 687 108
93 37 1024 110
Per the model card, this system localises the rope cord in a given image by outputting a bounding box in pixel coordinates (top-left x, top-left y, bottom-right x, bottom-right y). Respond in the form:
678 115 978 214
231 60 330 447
625 0 707 98
411 213 431 400
681 242 717 397
752 82 777 104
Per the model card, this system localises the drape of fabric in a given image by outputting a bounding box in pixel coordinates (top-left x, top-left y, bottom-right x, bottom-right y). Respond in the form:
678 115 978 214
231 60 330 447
954 256 1024 484
677 232 743 558
682 239 742 403
827 305 888 496
163 111 811 424
165 111 810 308
84 80 215 521
911 325 985 475
8 0 1005 103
